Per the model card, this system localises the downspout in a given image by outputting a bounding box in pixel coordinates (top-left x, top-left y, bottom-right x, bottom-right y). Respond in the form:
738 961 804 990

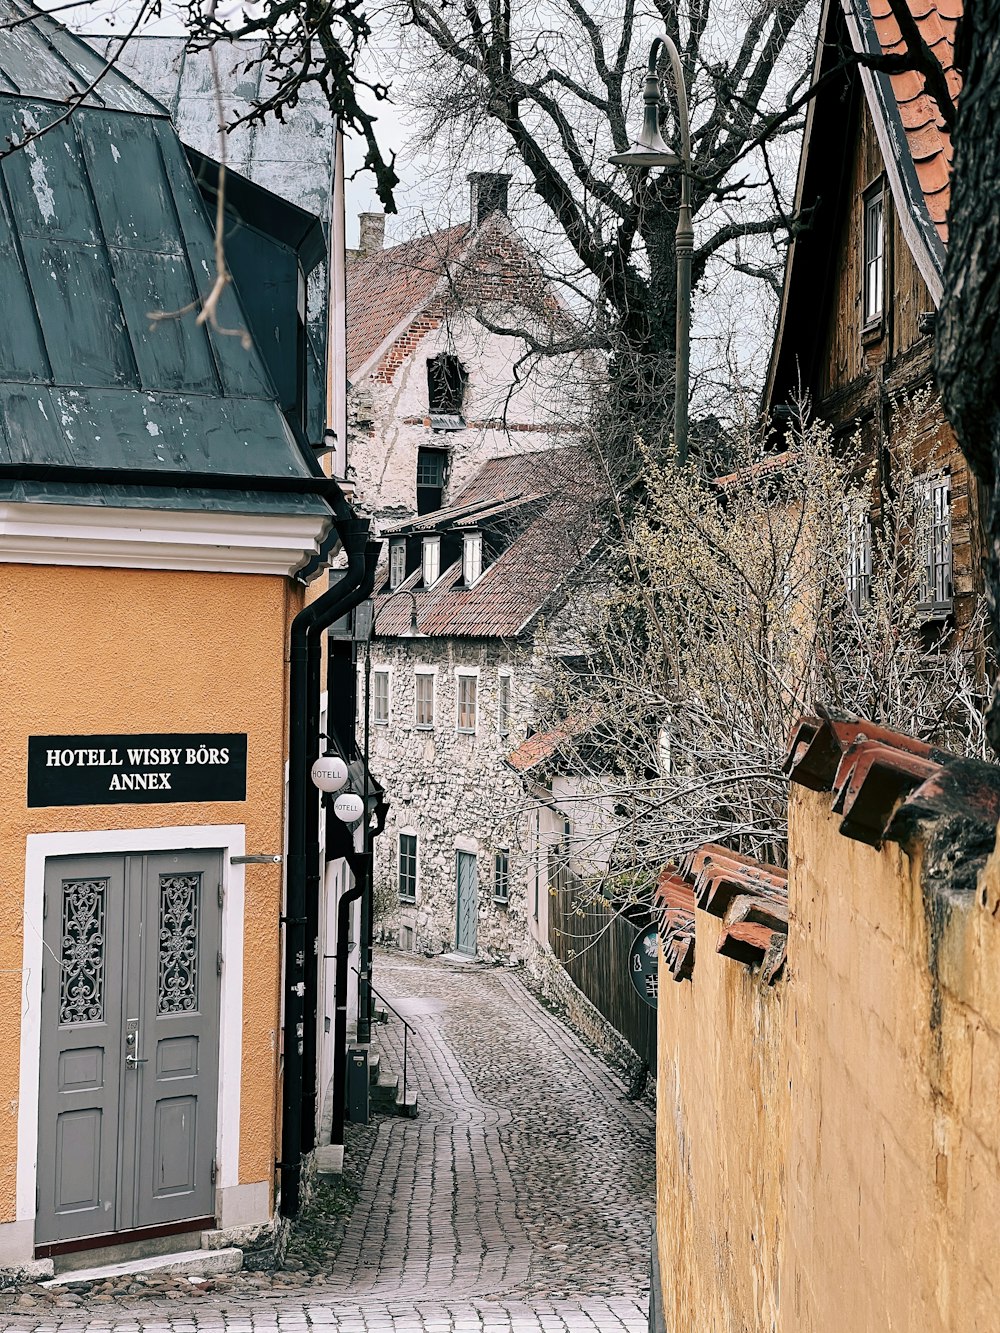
280 512 376 1219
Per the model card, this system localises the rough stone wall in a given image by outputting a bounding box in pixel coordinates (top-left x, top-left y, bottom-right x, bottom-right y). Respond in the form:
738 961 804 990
366 636 535 960
349 308 577 526
654 783 1000 1331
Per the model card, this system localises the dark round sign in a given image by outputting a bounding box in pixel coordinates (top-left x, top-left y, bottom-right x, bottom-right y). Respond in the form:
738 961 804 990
628 926 659 1009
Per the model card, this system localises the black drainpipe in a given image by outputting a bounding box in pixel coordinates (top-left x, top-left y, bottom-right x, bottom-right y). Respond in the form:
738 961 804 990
280 516 378 1218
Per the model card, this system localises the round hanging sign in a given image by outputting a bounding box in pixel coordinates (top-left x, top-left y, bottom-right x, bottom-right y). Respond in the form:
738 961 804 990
628 925 659 1009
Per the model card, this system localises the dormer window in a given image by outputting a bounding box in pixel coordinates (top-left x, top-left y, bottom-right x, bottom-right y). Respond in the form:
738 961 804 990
427 352 468 421
422 534 441 587
463 531 483 586
389 539 406 590
863 183 885 328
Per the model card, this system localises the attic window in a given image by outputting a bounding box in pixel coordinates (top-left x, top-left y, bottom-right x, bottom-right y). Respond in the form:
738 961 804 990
863 184 885 328
417 447 448 515
422 534 441 587
463 531 483 586
427 353 468 422
389 539 406 590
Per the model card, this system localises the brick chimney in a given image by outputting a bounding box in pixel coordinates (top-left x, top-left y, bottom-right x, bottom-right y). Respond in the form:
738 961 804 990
468 172 511 227
358 212 386 255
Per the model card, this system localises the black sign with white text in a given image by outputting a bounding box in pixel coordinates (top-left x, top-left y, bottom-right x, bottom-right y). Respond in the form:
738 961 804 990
27 733 248 807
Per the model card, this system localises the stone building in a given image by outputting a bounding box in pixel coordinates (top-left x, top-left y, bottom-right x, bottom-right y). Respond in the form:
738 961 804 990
344 173 582 527
364 447 596 960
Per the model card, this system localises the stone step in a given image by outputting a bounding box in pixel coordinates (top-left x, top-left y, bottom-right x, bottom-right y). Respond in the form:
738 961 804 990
371 1070 399 1103
368 1050 382 1085
42 1247 243 1288
395 1090 419 1118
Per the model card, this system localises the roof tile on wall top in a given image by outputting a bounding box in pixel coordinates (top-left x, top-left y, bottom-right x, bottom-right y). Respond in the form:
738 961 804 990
786 710 1000 871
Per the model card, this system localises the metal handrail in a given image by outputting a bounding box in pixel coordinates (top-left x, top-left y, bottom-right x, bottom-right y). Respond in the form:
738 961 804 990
352 967 413 1104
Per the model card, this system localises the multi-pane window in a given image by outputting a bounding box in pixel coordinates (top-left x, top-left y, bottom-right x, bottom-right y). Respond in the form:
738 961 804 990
372 670 390 725
415 672 435 728
846 507 873 612
493 849 509 905
398 834 417 901
463 531 483 586
498 674 511 738
416 447 447 514
863 185 885 327
389 540 406 590
457 674 478 733
915 474 953 614
422 535 440 587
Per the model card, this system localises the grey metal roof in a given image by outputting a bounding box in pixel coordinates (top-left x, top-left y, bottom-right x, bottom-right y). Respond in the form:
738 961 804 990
0 0 164 114
0 8 328 518
85 36 334 222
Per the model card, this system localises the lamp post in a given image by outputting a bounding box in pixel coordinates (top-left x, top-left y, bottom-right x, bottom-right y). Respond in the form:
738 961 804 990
610 35 693 467
356 586 420 1046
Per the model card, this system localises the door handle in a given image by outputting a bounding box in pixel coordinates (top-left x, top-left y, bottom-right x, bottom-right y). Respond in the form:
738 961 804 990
125 1053 148 1069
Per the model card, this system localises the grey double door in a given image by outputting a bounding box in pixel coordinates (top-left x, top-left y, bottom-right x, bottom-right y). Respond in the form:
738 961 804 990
37 851 222 1248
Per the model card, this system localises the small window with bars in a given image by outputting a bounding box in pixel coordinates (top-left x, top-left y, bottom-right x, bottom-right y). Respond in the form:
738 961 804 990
863 185 885 328
415 672 435 728
915 474 953 616
498 674 511 738
457 674 478 733
372 670 390 725
493 849 509 905
398 834 417 901
389 540 406 590
846 506 873 612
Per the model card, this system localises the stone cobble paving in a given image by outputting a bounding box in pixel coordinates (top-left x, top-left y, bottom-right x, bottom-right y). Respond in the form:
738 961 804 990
0 952 653 1333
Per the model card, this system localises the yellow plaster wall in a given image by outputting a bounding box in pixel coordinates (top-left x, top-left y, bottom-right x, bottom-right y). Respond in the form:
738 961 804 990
0 562 300 1222
655 917 786 1333
655 786 1000 1331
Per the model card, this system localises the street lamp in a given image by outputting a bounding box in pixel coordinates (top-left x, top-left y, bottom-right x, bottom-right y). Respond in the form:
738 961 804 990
610 35 693 467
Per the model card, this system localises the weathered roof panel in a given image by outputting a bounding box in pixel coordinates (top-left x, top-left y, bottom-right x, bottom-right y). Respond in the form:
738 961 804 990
0 0 164 114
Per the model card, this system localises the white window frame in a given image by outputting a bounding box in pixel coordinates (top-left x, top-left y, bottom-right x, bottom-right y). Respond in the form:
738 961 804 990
498 671 512 738
915 473 953 616
414 669 435 729
463 530 483 586
389 540 406 590
456 671 478 734
493 848 510 905
422 534 441 587
846 504 873 612
398 831 418 902
371 668 391 725
863 183 885 328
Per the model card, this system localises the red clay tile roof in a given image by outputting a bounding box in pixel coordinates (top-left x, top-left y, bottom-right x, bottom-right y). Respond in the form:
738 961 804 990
865 0 960 244
372 446 598 640
346 224 470 378
506 719 581 775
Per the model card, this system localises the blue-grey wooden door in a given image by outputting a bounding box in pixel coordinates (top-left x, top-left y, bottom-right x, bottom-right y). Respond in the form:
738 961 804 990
455 851 479 956
37 851 221 1246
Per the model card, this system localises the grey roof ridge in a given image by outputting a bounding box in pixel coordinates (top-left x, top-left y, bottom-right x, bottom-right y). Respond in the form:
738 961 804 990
3 0 171 117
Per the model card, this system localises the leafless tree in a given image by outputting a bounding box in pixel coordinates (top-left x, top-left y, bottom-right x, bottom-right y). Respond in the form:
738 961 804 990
391 0 819 467
532 396 991 921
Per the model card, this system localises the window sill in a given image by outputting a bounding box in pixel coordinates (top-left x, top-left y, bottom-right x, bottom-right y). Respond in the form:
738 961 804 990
415 724 435 731
916 602 954 624
493 897 509 909
398 895 417 905
861 317 884 346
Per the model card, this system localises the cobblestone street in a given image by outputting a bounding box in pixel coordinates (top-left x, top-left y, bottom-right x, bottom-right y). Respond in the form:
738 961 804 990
0 952 654 1333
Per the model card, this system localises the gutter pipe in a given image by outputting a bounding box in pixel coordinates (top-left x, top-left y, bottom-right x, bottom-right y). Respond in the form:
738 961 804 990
280 513 378 1219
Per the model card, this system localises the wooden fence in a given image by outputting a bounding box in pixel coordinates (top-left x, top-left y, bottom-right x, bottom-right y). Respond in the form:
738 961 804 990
547 855 656 1068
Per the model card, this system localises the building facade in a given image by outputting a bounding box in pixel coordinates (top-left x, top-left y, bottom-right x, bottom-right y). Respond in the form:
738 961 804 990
0 7 352 1272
